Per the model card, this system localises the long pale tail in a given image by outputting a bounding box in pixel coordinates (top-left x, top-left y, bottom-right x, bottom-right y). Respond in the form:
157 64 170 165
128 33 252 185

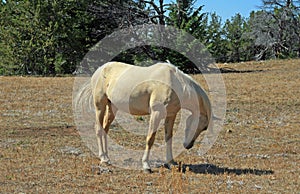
73 79 95 123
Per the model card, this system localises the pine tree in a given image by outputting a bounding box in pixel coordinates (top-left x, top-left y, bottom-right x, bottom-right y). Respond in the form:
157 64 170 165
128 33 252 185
223 14 249 62
0 0 97 75
205 13 227 62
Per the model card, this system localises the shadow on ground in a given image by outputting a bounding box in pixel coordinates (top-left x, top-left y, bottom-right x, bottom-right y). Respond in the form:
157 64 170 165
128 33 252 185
190 67 264 74
182 163 274 175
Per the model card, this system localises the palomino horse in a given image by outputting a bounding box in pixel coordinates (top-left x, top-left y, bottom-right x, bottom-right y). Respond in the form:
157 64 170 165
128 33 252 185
77 62 212 173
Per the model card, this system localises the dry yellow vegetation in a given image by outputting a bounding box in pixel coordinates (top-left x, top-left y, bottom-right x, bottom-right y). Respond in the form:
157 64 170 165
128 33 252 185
0 59 299 193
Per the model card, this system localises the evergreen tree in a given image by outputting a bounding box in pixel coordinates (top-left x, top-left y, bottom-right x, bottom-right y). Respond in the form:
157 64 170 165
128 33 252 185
0 0 96 75
167 0 207 41
223 14 249 62
205 13 227 62
129 0 210 73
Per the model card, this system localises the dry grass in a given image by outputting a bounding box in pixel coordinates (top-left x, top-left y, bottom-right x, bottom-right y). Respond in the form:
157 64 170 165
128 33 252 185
0 59 299 193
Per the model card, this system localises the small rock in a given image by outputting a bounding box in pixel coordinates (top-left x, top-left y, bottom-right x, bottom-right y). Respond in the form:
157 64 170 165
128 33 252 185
226 129 233 133
91 165 112 175
254 184 263 190
237 181 244 186
255 154 270 159
226 180 233 189
49 158 56 164
59 146 82 156
274 153 288 157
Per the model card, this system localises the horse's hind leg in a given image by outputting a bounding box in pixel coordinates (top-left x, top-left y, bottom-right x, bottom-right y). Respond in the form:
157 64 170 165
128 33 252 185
101 102 116 164
95 109 108 164
95 98 111 165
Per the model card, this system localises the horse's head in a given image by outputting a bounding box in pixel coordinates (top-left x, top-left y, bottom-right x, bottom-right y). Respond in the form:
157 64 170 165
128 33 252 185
183 114 208 149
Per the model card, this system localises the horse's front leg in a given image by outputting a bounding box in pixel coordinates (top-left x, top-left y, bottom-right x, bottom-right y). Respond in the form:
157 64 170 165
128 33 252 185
164 115 177 167
142 104 165 173
142 129 157 173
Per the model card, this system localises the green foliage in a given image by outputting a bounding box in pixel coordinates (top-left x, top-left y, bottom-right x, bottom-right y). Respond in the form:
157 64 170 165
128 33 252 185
102 0 210 73
167 0 208 41
163 0 210 72
223 14 251 62
0 0 96 75
205 13 227 62
1 0 299 75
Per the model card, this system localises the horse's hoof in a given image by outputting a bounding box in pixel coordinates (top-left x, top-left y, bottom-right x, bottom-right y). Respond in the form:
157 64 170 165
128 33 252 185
169 160 178 166
101 160 112 166
164 160 178 169
143 168 153 174
163 163 171 169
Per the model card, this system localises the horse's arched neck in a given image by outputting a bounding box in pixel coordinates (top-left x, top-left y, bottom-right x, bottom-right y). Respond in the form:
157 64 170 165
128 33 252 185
181 85 202 116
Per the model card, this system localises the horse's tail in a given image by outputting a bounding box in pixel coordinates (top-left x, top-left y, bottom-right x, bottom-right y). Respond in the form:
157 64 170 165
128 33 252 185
73 79 95 122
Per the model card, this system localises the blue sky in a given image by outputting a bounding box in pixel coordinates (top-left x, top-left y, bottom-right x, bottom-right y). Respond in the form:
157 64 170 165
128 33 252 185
195 0 262 21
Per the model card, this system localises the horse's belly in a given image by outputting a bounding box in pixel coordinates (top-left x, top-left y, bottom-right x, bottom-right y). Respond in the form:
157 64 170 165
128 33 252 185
128 94 151 115
108 91 151 115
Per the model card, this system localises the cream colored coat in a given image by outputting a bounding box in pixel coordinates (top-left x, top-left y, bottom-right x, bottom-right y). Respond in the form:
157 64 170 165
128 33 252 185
82 62 212 172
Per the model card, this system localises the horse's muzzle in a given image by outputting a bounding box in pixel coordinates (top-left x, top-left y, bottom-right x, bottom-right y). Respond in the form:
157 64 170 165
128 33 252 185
183 141 194 150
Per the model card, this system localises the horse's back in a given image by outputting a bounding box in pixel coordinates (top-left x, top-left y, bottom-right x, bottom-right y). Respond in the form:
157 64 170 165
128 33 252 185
93 61 179 87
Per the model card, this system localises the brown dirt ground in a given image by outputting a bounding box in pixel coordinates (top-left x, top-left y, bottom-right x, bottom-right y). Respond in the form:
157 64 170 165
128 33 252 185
0 59 299 193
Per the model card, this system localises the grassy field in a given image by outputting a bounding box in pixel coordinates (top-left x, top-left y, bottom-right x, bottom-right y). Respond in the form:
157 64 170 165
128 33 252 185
0 59 299 193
